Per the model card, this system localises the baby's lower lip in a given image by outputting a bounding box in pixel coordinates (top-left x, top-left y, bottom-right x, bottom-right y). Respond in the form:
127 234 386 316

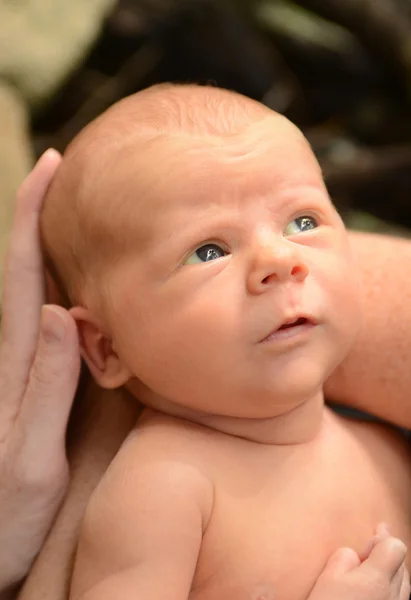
262 320 316 343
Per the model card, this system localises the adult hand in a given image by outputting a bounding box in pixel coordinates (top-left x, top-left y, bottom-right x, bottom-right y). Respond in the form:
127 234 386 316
0 150 81 598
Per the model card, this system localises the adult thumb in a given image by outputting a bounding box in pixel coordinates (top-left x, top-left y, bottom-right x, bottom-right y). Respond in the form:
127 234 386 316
20 305 81 460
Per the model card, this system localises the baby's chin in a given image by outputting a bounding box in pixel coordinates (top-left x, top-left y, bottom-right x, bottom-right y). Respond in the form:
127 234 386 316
125 345 341 421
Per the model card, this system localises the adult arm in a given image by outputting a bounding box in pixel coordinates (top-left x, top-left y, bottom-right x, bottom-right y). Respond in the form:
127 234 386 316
325 230 411 428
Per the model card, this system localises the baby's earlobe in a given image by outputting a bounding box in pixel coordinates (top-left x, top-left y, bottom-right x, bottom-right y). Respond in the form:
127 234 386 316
68 306 132 389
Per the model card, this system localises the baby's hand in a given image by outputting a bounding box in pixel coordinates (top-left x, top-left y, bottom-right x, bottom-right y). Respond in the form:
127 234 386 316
307 524 410 600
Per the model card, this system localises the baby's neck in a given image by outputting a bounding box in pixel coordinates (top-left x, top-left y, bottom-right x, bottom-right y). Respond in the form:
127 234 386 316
194 393 325 445
131 385 325 445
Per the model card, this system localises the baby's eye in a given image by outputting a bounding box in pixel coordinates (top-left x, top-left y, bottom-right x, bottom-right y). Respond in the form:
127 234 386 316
284 215 318 236
185 243 227 265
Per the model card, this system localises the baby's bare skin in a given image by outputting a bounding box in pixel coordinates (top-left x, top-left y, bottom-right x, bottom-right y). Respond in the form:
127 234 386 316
71 407 411 600
35 84 411 600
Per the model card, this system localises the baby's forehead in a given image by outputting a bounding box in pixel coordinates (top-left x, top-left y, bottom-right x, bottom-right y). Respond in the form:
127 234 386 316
99 109 310 172
113 116 316 189
83 120 317 225
66 87 321 236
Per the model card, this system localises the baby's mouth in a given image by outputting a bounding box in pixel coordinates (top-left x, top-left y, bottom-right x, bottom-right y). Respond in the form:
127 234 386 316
277 317 308 330
260 316 316 343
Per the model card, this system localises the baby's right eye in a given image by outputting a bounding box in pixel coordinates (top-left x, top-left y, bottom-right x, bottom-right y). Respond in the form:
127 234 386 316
184 243 227 265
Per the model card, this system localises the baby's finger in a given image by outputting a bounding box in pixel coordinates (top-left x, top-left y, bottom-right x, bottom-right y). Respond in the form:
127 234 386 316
360 536 407 580
320 547 361 577
18 305 80 468
359 522 390 561
0 150 61 388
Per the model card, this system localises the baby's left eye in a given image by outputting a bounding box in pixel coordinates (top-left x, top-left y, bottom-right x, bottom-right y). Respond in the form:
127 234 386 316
284 215 318 236
184 243 227 265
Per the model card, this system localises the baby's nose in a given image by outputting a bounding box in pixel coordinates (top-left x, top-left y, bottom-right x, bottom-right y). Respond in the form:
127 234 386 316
247 239 308 294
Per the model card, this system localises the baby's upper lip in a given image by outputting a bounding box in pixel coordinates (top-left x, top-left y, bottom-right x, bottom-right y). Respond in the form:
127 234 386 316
260 314 316 342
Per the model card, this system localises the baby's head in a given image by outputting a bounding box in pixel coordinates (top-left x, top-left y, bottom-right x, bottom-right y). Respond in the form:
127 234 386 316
42 83 361 420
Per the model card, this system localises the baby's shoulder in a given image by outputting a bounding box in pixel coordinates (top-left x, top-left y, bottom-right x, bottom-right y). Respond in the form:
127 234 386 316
79 412 214 562
85 410 214 535
100 408 214 504
131 408 218 461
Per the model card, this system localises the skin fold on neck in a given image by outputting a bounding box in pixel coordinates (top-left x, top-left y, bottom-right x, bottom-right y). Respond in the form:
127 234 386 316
134 386 326 446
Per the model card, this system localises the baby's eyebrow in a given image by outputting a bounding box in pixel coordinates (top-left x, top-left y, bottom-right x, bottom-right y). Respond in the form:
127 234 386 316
271 179 330 201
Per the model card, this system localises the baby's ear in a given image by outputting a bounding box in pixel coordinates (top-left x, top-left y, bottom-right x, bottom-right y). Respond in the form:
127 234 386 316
69 306 132 389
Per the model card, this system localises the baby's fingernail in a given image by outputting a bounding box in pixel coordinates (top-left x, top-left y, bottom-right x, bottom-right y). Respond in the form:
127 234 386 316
41 305 66 342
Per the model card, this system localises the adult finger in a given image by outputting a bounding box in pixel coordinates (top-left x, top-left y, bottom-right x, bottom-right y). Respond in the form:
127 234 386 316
0 150 61 390
17 305 80 472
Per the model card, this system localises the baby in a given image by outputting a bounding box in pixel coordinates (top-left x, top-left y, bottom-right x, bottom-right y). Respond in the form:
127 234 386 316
41 84 411 600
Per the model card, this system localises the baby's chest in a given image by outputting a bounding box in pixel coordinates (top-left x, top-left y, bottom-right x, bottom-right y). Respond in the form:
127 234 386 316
192 474 364 600
191 422 411 600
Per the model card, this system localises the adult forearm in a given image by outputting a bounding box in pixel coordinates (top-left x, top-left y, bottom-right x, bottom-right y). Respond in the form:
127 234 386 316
325 230 411 428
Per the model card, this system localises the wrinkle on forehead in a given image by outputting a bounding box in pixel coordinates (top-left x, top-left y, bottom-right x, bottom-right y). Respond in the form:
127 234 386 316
113 118 325 222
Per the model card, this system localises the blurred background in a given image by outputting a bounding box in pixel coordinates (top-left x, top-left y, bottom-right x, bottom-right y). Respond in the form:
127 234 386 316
2 0 411 255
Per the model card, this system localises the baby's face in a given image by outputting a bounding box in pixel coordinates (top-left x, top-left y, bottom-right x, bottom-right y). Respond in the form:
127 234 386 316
99 115 360 419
